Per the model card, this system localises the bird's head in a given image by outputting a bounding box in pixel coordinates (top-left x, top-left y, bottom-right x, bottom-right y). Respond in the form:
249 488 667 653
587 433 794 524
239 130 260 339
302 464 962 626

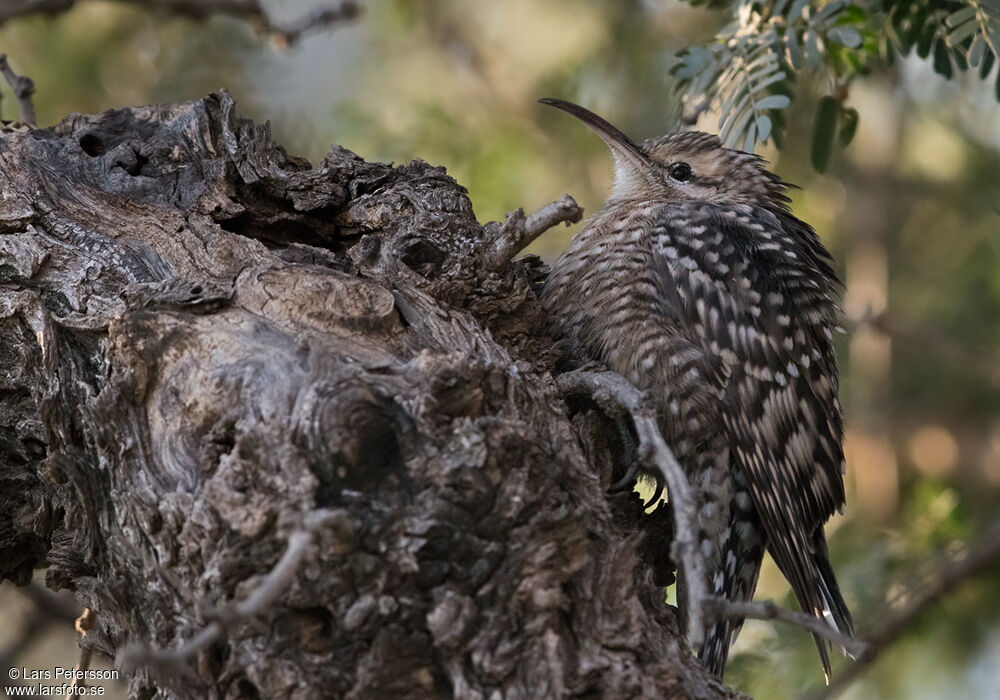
540 98 790 211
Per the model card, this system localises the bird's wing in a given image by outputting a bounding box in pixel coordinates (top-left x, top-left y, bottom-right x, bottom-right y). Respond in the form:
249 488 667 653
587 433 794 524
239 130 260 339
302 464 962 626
647 201 851 668
647 201 845 526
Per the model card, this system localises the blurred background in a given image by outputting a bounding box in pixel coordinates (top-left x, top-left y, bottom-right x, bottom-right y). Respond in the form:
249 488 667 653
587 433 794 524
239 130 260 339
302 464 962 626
0 1 998 699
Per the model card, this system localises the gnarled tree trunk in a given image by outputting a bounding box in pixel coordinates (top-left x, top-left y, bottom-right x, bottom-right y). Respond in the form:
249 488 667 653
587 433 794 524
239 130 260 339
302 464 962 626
0 92 740 699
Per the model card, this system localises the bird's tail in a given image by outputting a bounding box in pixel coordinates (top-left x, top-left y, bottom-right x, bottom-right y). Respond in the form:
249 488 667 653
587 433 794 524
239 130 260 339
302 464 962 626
807 529 854 682
697 506 766 676
700 524 853 681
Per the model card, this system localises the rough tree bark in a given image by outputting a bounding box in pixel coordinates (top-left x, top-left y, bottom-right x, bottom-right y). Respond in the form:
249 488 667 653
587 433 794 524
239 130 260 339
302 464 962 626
0 92 742 699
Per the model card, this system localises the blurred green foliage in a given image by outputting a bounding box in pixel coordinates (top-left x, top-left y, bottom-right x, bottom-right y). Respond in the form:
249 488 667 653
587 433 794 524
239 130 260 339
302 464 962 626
673 0 1000 171
1 1 999 698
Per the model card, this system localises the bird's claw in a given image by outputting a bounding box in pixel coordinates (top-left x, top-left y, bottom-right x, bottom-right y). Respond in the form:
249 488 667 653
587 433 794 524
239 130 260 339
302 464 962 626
609 460 640 492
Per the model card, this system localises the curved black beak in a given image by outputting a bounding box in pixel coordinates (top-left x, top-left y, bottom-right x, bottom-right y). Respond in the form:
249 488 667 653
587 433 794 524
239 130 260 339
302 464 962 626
538 98 652 174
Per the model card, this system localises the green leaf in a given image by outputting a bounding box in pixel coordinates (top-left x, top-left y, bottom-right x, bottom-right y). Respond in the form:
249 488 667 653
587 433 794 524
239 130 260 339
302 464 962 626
945 6 977 28
749 70 789 94
719 103 743 145
722 106 754 148
743 121 758 152
721 88 752 125
954 47 969 72
828 26 863 48
970 34 987 66
746 63 782 87
756 114 773 143
785 29 804 70
838 107 859 146
812 95 839 173
804 29 823 68
789 0 810 21
917 23 936 59
744 50 780 73
672 47 714 79
933 40 954 78
947 19 980 47
755 94 791 110
891 15 914 55
980 50 995 79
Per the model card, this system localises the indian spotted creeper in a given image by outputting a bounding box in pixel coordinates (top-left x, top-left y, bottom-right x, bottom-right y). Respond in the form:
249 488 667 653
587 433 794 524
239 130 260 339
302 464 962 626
539 98 853 678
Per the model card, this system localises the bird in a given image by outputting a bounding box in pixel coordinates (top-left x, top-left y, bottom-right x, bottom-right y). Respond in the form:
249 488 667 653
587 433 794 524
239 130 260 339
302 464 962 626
538 98 853 678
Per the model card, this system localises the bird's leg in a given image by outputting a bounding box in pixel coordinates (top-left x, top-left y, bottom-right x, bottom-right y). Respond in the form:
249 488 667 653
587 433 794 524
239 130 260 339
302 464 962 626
557 360 645 492
556 369 708 645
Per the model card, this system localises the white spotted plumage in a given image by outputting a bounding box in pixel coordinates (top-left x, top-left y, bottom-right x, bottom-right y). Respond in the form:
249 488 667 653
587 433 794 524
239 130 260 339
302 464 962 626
540 111 853 679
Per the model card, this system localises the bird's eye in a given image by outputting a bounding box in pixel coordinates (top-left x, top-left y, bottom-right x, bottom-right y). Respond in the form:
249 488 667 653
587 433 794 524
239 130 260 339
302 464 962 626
668 162 693 182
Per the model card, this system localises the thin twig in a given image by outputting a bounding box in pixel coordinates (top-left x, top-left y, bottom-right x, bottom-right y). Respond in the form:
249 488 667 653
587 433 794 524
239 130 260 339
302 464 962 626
0 1 361 47
119 529 314 672
556 369 708 646
802 518 1000 700
0 55 36 125
258 1 361 47
66 608 96 699
484 194 583 269
704 596 871 660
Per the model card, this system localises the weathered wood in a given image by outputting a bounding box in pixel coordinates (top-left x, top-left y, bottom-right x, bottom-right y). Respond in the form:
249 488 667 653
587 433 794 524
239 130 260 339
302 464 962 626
0 92 741 699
